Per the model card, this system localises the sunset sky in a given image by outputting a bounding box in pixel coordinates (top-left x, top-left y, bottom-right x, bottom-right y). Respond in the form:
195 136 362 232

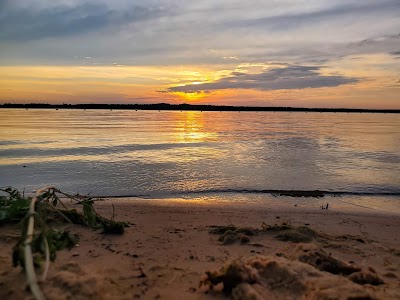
0 0 399 108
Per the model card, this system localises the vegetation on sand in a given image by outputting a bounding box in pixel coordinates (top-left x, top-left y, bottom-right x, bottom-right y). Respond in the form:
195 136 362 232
0 186 128 300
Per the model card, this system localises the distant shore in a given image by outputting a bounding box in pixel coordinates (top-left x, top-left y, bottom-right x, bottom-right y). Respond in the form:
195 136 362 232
1 103 399 113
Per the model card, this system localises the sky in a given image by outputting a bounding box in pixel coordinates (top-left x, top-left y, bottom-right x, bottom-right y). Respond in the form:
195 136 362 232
0 0 399 108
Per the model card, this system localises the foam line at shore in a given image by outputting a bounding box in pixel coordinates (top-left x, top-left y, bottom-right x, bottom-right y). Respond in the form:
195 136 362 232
93 189 400 199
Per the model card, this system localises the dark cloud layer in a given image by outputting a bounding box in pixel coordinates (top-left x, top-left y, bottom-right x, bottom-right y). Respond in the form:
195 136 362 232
0 1 399 67
0 2 169 41
223 1 400 31
166 65 358 93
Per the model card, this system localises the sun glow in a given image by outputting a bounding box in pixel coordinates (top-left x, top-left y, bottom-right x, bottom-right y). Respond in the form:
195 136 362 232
173 91 208 101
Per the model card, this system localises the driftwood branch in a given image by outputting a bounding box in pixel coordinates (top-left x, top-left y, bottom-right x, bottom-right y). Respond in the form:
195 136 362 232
24 186 53 300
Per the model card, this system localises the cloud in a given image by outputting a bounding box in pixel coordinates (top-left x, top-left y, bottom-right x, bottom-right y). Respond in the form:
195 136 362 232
222 1 400 32
165 65 358 93
0 1 170 41
391 51 400 55
0 1 399 71
223 56 239 60
349 34 400 55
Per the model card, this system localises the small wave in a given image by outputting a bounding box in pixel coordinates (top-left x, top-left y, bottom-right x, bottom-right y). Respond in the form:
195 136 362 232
93 188 400 199
185 189 400 196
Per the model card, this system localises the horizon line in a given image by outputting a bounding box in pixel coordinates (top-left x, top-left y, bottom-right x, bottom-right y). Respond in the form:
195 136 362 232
1 102 399 113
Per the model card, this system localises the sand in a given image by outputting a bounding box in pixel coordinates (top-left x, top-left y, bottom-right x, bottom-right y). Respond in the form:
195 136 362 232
1 198 400 299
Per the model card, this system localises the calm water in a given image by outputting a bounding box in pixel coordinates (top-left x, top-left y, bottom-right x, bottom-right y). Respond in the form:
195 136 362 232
0 109 399 202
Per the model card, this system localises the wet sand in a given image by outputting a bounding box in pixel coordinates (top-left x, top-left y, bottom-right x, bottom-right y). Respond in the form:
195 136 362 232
1 198 400 299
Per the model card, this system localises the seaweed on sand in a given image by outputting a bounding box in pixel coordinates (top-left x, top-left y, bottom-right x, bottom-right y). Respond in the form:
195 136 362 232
219 231 251 245
209 225 256 236
261 222 325 243
209 225 256 245
209 223 325 245
276 190 325 198
0 186 128 300
209 223 324 245
274 226 320 243
0 188 30 225
261 222 293 232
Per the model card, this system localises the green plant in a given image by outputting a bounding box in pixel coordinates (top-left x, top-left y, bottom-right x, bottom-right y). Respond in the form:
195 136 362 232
0 186 128 300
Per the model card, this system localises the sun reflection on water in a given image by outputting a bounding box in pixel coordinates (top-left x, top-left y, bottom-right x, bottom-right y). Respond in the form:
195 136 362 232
173 111 218 143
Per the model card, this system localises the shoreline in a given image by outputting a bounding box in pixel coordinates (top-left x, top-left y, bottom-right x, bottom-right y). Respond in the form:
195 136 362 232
90 194 400 217
1 199 400 299
92 189 400 198
13 190 400 217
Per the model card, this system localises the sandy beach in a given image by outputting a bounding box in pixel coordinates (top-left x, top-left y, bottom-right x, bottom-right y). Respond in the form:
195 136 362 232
2 0 400 299
1 198 400 299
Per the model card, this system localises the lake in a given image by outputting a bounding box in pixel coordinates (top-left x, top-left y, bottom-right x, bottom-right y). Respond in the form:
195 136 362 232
0 109 399 205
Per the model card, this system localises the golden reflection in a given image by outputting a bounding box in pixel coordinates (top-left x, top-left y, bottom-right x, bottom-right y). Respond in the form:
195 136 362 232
173 111 217 143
